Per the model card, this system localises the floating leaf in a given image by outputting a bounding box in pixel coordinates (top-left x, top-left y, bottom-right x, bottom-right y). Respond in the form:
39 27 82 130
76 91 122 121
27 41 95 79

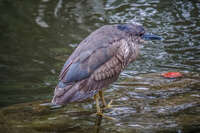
161 72 183 78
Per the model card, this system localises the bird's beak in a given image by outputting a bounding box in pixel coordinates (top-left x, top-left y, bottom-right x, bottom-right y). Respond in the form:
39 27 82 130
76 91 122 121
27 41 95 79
141 33 162 41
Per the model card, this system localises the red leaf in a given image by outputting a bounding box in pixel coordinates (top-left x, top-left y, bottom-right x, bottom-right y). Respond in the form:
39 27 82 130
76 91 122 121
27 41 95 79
161 72 183 78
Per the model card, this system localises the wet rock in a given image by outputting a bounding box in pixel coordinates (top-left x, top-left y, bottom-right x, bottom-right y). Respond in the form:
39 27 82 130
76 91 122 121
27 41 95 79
0 72 200 133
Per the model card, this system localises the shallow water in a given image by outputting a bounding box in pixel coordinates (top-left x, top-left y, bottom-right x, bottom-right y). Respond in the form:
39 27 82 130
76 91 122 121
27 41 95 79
0 0 200 133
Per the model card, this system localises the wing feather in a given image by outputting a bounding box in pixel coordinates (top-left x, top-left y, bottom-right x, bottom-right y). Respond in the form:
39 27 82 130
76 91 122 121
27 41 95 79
59 46 116 83
92 55 123 81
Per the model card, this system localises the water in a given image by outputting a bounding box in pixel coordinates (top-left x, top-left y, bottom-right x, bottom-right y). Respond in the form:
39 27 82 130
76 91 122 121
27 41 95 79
0 0 200 132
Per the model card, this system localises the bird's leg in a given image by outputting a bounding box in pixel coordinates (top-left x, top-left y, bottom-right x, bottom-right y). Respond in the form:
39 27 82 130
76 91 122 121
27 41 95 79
99 90 113 109
94 93 116 120
94 93 101 115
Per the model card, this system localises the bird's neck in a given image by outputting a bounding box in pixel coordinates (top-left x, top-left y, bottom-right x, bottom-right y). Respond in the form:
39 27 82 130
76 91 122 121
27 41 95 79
127 37 140 65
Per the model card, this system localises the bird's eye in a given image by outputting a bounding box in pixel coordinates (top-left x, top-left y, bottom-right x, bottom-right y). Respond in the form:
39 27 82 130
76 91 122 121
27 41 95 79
136 33 143 37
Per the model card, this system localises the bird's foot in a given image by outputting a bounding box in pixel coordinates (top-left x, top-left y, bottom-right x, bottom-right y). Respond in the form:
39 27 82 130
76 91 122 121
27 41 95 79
96 111 116 120
103 100 113 109
103 100 119 109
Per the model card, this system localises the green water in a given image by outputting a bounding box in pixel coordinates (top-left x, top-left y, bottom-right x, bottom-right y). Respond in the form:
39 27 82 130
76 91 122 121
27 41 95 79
0 0 200 132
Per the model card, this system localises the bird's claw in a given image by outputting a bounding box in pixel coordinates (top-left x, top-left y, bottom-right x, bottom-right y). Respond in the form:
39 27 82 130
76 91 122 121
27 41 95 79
103 100 118 109
96 111 116 120
103 100 113 109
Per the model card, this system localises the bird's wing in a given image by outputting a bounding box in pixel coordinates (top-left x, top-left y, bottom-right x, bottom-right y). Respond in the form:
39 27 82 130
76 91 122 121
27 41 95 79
59 44 120 83
66 40 125 102
90 39 131 81
91 54 123 81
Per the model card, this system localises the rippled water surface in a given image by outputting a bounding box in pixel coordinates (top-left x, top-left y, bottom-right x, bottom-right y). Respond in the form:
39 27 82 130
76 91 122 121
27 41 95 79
0 0 200 133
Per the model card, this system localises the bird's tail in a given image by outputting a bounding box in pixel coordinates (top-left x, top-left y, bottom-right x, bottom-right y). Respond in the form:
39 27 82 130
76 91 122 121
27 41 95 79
51 80 98 105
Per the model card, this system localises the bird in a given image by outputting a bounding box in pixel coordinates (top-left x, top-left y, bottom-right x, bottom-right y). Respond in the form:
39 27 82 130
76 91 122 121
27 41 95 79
51 23 161 118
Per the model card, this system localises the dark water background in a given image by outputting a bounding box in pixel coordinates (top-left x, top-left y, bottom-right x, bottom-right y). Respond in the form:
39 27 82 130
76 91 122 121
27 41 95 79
0 0 200 132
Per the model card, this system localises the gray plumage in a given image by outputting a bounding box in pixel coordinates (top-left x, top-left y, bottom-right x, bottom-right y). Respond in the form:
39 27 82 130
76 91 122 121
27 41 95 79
52 23 146 105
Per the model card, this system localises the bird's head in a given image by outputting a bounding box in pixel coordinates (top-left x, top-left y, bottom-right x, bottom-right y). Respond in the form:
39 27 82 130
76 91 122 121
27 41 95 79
117 23 162 42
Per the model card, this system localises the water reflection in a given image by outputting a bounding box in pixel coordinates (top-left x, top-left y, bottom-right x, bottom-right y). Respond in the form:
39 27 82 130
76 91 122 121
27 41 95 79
54 0 63 17
35 0 49 28
94 115 103 133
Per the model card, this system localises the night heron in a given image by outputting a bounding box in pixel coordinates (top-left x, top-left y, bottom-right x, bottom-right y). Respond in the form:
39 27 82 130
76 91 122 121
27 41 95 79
52 23 161 118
